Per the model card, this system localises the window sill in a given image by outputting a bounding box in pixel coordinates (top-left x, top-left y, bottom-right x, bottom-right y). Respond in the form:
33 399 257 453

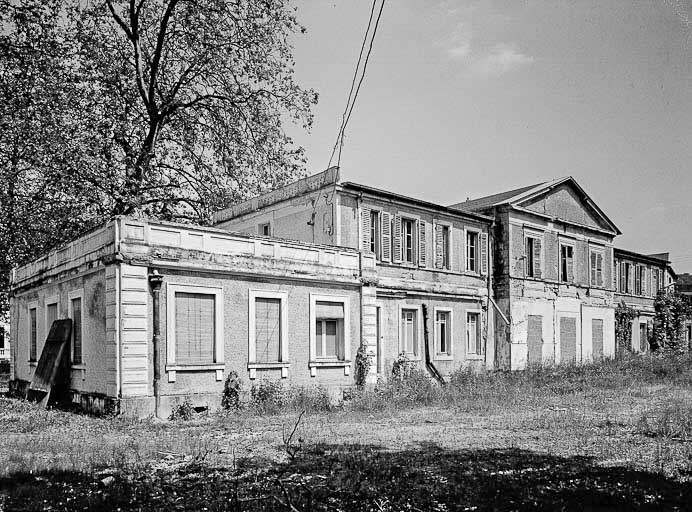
248 362 289 379
433 354 454 361
465 354 484 361
28 361 37 366
166 363 225 383
71 364 86 370
166 363 224 372
309 359 351 377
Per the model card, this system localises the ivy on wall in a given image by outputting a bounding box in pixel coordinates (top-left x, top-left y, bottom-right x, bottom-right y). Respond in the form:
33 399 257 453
615 300 637 358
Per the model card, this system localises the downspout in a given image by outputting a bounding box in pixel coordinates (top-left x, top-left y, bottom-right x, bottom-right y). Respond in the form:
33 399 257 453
485 219 495 367
148 270 164 418
421 303 445 385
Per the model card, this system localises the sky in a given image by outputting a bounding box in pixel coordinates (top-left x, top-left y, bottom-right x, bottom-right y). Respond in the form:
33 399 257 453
285 0 692 273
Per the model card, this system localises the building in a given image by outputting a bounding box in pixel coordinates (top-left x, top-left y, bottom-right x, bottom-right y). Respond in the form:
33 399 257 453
450 177 621 370
10 216 376 417
214 168 495 377
10 170 495 417
613 249 675 353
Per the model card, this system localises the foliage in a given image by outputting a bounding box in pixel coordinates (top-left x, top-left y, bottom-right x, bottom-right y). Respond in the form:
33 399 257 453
0 0 317 319
614 300 636 357
221 370 242 411
391 351 416 380
637 400 692 439
652 291 692 352
354 342 371 388
168 399 194 421
250 379 286 414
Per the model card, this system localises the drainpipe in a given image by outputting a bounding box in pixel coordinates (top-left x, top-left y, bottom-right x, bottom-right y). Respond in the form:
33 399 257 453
148 270 164 417
421 304 445 385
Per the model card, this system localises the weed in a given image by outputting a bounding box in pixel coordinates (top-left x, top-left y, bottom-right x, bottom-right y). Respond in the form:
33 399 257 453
250 380 286 414
221 371 243 411
637 400 692 439
169 399 194 421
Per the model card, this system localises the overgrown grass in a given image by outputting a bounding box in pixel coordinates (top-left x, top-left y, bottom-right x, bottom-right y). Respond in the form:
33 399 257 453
637 400 692 439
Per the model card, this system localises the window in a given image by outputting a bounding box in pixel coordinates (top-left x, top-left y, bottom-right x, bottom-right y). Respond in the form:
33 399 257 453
402 218 416 263
315 302 345 359
46 299 58 337
466 312 482 356
258 222 271 236
254 298 282 363
590 249 604 287
619 262 632 293
560 244 574 283
400 308 418 356
434 224 451 270
370 211 380 257
29 306 38 362
466 231 478 272
525 235 542 278
653 268 659 294
635 265 646 295
435 309 452 357
70 297 83 365
166 284 224 373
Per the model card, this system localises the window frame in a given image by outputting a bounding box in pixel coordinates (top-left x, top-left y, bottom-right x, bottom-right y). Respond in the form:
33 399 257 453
166 283 224 378
44 295 59 342
398 304 423 360
258 222 271 236
369 209 381 259
67 289 84 369
309 293 351 376
434 220 453 271
401 216 417 264
27 300 39 364
433 307 453 360
559 240 575 283
465 228 481 273
248 290 289 379
523 228 543 279
465 309 483 359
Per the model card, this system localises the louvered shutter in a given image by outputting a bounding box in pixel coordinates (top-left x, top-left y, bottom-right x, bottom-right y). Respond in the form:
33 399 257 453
381 212 392 262
361 206 372 252
418 220 427 267
434 224 444 269
533 238 542 278
393 214 402 263
480 232 489 275
590 252 597 286
628 265 634 294
255 297 281 363
615 261 619 290
597 253 604 287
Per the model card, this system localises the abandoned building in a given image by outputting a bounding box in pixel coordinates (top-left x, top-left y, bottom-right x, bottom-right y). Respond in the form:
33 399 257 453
450 177 622 369
613 250 676 353
7 169 680 416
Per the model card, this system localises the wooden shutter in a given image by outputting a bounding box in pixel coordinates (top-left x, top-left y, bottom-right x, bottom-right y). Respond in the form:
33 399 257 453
590 252 597 286
381 212 392 262
627 265 634 294
597 253 604 287
480 232 489 275
614 261 619 290
361 206 372 252
434 224 444 269
393 214 402 263
533 238 542 278
566 248 574 282
175 292 215 365
255 297 281 363
418 220 427 267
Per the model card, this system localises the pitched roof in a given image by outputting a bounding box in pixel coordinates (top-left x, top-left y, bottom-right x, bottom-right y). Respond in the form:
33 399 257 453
450 176 621 235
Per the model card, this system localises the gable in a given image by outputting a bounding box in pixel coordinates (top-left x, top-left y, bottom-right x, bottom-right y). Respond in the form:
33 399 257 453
519 183 613 232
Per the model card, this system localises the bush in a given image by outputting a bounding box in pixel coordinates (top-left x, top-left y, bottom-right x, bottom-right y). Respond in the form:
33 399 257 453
391 352 416 380
169 399 194 421
221 371 243 411
355 343 371 388
287 385 334 413
250 380 286 414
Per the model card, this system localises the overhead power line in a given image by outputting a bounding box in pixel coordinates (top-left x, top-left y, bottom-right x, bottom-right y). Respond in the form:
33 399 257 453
327 0 386 171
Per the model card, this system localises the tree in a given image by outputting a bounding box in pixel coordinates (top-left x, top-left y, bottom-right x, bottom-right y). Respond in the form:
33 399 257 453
0 0 317 318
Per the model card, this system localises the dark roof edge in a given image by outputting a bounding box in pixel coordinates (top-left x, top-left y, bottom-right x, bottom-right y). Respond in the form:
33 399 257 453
614 247 671 266
340 182 494 224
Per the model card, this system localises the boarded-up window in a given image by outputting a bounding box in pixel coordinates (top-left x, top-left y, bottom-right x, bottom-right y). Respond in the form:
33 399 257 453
175 292 215 365
466 312 482 355
559 316 577 363
527 315 543 365
401 309 418 356
315 301 345 360
255 297 281 363
29 307 37 361
592 318 603 361
71 298 82 364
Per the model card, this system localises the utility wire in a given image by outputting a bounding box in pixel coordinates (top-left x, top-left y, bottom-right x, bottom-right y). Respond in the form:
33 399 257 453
327 0 385 170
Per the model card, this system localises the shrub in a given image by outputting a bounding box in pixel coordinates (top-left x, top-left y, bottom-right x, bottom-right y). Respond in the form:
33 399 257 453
169 399 194 421
355 343 371 388
287 385 333 413
221 371 243 411
250 380 286 414
392 352 415 380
